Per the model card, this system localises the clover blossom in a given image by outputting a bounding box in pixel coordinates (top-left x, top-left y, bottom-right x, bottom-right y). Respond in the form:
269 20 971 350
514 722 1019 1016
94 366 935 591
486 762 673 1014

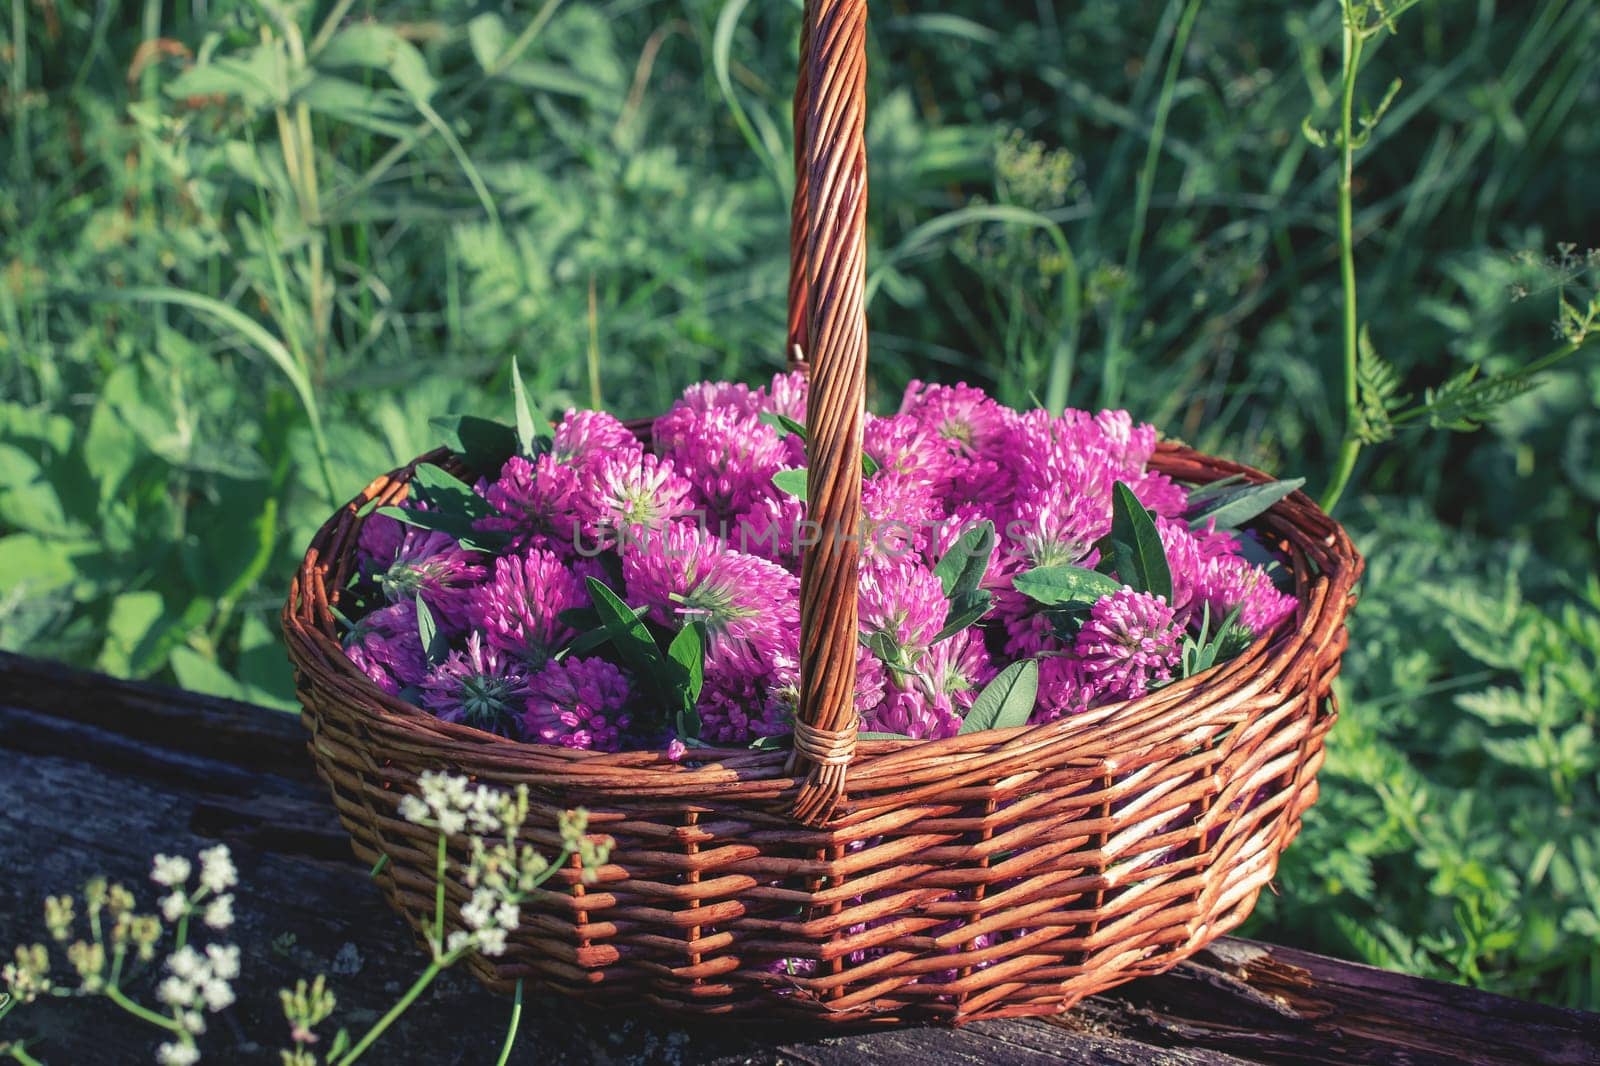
1074 588 1183 700
481 452 583 551
470 548 590 665
655 405 792 517
577 451 695 536
552 408 642 470
621 522 798 675
523 657 633 752
419 633 532 739
369 528 485 631
344 601 428 696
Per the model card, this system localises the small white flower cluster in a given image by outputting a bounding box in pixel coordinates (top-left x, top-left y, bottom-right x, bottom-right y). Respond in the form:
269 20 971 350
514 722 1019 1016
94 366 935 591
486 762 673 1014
398 773 611 960
397 770 511 837
2 943 52 1004
155 1040 201 1066
151 845 237 932
156 943 241 1034
448 888 520 957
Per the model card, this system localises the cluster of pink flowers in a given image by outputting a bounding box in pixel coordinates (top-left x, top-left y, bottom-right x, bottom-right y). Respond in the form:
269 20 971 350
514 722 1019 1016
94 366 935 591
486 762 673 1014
341 374 1296 752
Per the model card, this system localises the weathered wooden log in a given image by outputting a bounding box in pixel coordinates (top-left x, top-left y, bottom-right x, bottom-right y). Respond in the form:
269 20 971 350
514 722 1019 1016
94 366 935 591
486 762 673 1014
1 651 1595 1064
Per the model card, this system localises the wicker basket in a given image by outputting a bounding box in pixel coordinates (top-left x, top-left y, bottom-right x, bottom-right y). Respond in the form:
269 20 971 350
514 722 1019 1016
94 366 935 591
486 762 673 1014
283 0 1361 1026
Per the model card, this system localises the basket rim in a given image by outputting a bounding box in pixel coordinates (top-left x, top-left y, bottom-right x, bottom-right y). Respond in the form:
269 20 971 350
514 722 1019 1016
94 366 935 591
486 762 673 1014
282 433 1362 797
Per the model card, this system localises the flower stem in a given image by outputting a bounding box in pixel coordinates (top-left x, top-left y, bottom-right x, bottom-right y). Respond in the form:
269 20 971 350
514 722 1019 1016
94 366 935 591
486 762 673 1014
495 979 524 1066
334 946 467 1065
105 985 182 1033
7 1044 46 1066
433 833 448 956
0 997 17 1026
1319 6 1367 515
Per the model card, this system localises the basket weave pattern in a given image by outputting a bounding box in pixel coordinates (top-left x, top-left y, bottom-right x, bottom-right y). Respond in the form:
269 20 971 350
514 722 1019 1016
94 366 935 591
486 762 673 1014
283 0 1361 1025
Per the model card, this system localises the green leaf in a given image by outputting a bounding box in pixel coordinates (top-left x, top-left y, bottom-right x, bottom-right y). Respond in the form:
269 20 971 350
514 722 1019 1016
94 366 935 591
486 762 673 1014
586 578 671 701
933 521 995 600
1183 474 1247 510
409 463 492 521
932 590 993 643
667 621 707 740
1012 565 1122 608
415 594 449 667
772 469 808 501
759 411 806 438
430 415 518 475
859 731 912 740
1099 482 1172 601
958 659 1039 734
509 357 544 459
559 604 651 660
318 23 438 104
1187 478 1306 531
373 505 506 553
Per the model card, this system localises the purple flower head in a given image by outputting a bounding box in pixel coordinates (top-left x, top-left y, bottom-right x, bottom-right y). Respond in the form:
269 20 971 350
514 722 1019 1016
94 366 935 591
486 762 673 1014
870 685 960 741
656 406 791 517
370 528 486 632
1091 409 1159 472
471 548 591 665
1157 517 1291 634
576 452 695 538
728 491 806 572
864 413 946 486
481 453 583 553
523 656 633 752
757 370 808 422
695 672 792 745
858 560 950 654
1194 554 1297 637
552 409 642 470
621 523 799 674
344 601 428 695
356 513 407 571
861 473 944 563
899 380 1013 457
1074 588 1182 700
675 379 761 416
1032 655 1102 723
863 628 995 740
419 633 532 738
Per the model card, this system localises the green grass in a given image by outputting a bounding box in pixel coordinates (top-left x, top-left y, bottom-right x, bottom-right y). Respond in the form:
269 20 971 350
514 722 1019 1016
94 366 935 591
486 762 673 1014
2 0 1598 1007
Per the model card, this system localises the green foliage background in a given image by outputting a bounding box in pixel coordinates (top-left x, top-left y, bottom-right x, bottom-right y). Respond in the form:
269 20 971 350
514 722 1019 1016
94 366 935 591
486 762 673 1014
3 0 1598 1009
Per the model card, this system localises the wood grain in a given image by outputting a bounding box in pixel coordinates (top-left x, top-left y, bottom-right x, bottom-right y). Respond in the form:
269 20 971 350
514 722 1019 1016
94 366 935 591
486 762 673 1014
2 653 1594 1064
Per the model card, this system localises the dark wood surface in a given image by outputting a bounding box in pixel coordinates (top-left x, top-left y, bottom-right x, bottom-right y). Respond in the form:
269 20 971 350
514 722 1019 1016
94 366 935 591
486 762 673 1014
1 651 1596 1065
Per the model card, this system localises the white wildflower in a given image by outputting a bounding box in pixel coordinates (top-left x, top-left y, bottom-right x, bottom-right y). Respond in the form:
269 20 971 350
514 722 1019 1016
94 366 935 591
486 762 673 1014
205 944 240 981
156 1040 200 1066
476 928 508 957
445 930 472 954
200 977 235 1012
160 891 188 924
494 902 520 931
397 795 429 824
182 1010 207 1036
197 845 237 893
460 888 496 931
436 807 467 836
202 894 234 931
157 976 194 1007
168 946 205 981
151 855 191 888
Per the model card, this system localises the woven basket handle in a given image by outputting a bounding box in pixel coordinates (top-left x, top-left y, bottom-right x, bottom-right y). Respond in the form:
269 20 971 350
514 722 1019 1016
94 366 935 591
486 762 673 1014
784 0 868 826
